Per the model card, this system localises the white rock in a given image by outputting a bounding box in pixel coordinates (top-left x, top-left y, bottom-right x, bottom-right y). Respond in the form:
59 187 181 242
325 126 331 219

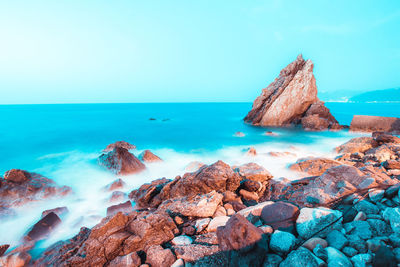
207 216 230 232
171 235 193 246
195 218 211 233
170 258 185 267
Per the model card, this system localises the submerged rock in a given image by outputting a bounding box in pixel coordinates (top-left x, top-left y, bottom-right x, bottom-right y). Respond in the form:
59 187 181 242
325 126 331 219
98 147 146 175
138 150 162 163
26 212 62 241
244 54 340 130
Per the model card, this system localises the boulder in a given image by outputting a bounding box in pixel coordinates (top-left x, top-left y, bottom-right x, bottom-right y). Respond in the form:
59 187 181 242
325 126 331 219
260 201 299 232
146 245 176 267
350 115 400 134
335 137 378 154
374 133 400 144
106 200 133 216
289 157 342 176
98 147 146 175
129 178 171 209
26 212 61 241
279 249 318 267
103 141 136 152
41 207 69 218
234 163 273 182
207 216 230 232
325 247 352 267
0 252 32 267
157 191 223 218
0 244 9 257
217 214 264 253
296 207 342 239
244 54 340 130
383 160 400 170
269 230 296 254
138 150 162 163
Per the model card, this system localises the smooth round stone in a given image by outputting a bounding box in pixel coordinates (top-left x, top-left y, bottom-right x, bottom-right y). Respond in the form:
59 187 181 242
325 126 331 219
354 211 366 221
171 235 192 246
261 201 299 233
302 237 328 251
207 216 230 232
269 230 296 254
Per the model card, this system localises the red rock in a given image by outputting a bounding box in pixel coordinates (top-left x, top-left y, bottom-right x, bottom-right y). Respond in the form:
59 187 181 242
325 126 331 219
260 201 299 232
146 245 176 267
98 147 146 175
26 212 61 241
244 55 340 130
103 141 136 152
129 178 171 209
4 169 31 183
109 252 141 266
234 163 273 182
138 150 162 163
217 214 264 252
106 200 133 216
239 189 259 201
350 115 400 134
289 157 342 176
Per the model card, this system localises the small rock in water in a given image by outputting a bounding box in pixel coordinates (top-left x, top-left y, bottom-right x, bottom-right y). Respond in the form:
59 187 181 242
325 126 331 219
41 207 69 218
235 131 245 137
26 212 61 241
138 150 162 163
103 141 136 152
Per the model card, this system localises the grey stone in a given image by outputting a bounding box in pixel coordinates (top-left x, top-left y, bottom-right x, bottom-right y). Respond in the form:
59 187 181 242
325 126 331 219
326 230 348 250
350 253 372 267
354 200 379 214
325 247 352 267
262 254 282 267
344 221 372 240
296 207 342 240
269 230 296 254
342 246 358 257
367 219 392 236
383 207 400 234
385 184 400 199
347 234 368 253
279 249 318 267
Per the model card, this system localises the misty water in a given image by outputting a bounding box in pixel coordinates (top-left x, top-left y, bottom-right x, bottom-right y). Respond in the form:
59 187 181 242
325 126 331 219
0 102 399 254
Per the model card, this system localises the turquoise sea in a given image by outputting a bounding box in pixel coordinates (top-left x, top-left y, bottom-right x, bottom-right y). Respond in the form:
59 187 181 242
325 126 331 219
0 102 399 251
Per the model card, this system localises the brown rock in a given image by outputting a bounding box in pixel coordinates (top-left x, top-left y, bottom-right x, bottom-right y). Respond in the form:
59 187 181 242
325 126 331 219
234 163 273 182
129 178 171 209
244 55 340 130
104 178 126 191
383 160 400 170
245 147 257 156
241 179 262 192
109 252 141 267
98 147 146 175
146 245 176 267
4 169 31 183
173 244 219 263
0 252 31 267
41 207 69 218
289 157 342 176
260 201 299 232
109 191 127 203
217 214 264 252
239 189 259 201
107 200 133 216
26 212 61 241
139 150 162 163
103 141 136 152
374 132 400 144
335 137 378 154
350 115 400 134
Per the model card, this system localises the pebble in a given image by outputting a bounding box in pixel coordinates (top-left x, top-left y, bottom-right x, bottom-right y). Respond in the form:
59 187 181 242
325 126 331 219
170 258 185 267
354 200 379 215
344 221 372 240
369 189 385 203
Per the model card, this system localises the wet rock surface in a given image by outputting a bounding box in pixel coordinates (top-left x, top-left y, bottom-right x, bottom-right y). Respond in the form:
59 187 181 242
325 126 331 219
98 146 146 175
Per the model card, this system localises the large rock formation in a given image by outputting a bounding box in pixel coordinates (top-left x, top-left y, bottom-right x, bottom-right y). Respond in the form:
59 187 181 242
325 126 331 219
244 55 341 130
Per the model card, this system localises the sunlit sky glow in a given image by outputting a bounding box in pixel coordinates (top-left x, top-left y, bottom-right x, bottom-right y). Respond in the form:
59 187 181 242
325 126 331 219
1 0 400 104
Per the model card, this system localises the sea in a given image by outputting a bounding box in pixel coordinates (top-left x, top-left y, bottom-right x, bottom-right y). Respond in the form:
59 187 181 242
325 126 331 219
0 102 399 254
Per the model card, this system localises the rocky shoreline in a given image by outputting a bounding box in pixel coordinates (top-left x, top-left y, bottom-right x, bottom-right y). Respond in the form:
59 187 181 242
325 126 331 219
1 132 400 266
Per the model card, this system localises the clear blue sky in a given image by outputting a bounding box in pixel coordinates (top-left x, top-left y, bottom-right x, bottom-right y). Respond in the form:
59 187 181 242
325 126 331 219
1 0 400 104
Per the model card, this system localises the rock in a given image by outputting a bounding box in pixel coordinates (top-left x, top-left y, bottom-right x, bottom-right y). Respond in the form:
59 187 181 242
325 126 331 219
269 230 296 254
98 147 146 175
244 54 339 130
194 232 218 245
109 252 141 266
0 171 71 212
354 200 379 214
238 201 274 219
262 254 283 267
146 245 176 267
235 131 245 137
326 230 348 250
0 252 32 267
374 133 400 144
26 212 61 241
4 169 31 183
369 189 385 202
41 207 69 218
158 191 223 218
109 190 127 203
325 247 352 267
302 237 328 251
207 216 230 232
347 234 368 253
106 200 133 216
383 160 400 170
367 219 392 236
289 157 342 176
104 178 126 191
366 238 384 252
354 211 367 221
182 226 195 236
296 207 342 239
260 201 299 233
383 207 400 234
173 244 220 263
195 218 211 233
335 137 378 154
184 161 205 172
0 244 9 257
239 189 259 201
170 258 185 267
350 115 400 134
342 246 358 257
138 150 162 163
390 233 400 247
103 141 136 152
344 221 373 240
217 214 264 253
234 163 273 182
129 178 171 209
279 249 318 267
213 206 227 217
245 147 257 156
171 235 193 246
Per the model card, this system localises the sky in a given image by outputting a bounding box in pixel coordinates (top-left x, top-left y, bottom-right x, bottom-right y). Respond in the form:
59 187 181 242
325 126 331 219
0 0 400 104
